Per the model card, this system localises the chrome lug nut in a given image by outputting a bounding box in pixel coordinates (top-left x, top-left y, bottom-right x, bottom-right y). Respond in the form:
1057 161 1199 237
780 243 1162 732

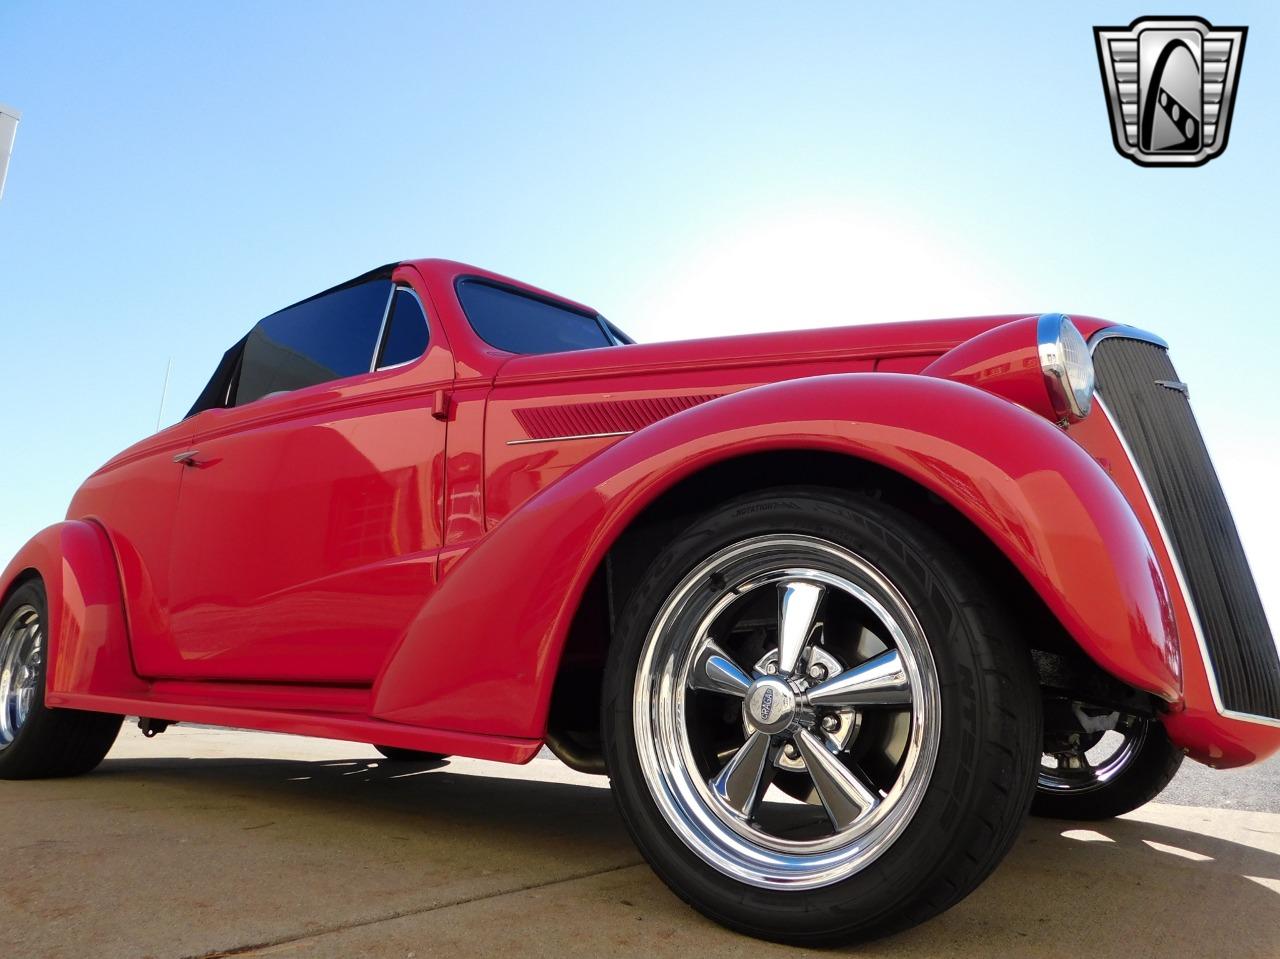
765 662 779 675
808 663 828 681
784 742 799 759
820 714 840 733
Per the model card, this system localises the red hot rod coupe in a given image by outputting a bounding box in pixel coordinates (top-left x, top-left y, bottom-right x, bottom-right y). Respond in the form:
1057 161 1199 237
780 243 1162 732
2 259 1277 943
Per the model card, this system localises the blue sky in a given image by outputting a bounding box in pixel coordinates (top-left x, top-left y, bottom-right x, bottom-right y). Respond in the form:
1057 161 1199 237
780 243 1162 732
1 2 1276 620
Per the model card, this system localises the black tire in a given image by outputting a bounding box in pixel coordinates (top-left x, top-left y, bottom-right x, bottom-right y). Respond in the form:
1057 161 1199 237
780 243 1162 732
602 487 1042 945
0 580 123 780
1031 717 1183 820
373 745 449 763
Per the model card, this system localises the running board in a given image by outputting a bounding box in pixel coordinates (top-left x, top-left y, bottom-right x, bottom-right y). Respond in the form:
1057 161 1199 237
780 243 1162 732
46 691 541 764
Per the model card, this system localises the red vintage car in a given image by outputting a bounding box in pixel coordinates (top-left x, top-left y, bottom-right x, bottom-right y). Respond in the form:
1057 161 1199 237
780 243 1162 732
2 259 1277 943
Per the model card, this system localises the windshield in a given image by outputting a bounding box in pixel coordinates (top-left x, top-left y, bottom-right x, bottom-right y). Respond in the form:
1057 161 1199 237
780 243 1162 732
457 279 629 354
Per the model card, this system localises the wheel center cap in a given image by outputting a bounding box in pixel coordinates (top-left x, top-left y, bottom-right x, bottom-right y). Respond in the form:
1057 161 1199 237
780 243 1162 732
745 677 796 734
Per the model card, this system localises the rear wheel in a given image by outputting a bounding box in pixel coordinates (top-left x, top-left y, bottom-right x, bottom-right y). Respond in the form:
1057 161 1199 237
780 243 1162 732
0 581 122 780
373 745 448 763
602 488 1041 944
1032 715 1182 820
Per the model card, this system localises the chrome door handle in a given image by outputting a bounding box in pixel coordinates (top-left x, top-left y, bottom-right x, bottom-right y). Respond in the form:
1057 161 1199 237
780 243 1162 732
173 449 201 466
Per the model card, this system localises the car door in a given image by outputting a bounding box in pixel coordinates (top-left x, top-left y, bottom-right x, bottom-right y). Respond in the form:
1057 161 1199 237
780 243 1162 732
68 420 196 662
145 270 452 685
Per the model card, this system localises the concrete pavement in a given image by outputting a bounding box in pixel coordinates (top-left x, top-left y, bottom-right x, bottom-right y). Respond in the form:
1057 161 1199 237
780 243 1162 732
2 725 1277 959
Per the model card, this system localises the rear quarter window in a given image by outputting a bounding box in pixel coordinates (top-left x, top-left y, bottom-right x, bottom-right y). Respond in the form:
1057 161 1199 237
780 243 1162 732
456 279 612 354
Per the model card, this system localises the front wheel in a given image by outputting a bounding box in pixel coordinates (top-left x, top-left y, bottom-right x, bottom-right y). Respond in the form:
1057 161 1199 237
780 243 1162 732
1032 715 1183 820
602 488 1042 944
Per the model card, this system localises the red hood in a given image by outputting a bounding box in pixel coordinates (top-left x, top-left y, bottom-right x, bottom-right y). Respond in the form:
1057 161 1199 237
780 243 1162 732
494 314 1113 386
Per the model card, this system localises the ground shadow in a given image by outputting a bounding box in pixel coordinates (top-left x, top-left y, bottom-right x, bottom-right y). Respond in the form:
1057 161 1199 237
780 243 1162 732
874 809 1280 956
91 752 633 858
77 753 1280 957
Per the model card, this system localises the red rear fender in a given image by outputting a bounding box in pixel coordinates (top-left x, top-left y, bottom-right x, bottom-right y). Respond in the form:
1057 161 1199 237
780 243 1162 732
1 521 143 698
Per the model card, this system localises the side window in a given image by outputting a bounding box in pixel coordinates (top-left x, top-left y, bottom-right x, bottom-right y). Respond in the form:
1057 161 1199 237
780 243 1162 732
375 287 430 369
456 279 613 355
235 279 392 406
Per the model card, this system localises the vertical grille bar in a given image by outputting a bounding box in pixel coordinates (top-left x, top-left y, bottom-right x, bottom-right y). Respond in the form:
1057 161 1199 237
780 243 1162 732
1092 336 1280 721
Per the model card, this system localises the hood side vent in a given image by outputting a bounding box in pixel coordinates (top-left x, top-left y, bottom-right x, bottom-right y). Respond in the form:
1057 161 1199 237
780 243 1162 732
514 394 719 441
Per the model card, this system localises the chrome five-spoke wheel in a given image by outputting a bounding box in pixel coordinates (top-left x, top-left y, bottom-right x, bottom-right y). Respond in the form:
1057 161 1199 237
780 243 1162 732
634 534 941 889
605 489 1041 943
0 604 42 749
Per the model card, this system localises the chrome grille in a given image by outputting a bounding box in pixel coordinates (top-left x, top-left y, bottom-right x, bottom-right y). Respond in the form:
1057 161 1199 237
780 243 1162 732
1093 335 1280 722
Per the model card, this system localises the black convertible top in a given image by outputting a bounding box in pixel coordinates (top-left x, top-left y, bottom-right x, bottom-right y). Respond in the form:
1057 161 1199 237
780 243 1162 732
185 263 397 418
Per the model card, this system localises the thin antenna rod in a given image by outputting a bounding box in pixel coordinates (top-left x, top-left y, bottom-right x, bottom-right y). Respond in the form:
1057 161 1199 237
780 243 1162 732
156 358 172 432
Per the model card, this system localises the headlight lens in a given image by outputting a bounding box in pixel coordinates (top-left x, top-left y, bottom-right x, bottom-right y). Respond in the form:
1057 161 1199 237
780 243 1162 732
1037 314 1095 420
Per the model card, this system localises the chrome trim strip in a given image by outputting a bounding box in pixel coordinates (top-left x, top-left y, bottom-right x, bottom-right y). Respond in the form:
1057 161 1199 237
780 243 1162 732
506 430 633 446
369 284 398 373
1088 324 1169 353
1222 707 1280 728
1094 392 1280 729
372 285 431 371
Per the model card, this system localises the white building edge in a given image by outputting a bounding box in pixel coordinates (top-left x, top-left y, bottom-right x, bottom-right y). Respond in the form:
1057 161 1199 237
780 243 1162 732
0 103 21 202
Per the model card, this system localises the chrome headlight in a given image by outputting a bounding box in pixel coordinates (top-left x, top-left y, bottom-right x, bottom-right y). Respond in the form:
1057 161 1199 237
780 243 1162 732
1037 314 1095 421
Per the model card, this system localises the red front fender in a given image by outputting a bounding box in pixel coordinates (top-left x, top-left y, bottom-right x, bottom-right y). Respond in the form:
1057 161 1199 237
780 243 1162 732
371 373 1180 739
0 521 144 699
